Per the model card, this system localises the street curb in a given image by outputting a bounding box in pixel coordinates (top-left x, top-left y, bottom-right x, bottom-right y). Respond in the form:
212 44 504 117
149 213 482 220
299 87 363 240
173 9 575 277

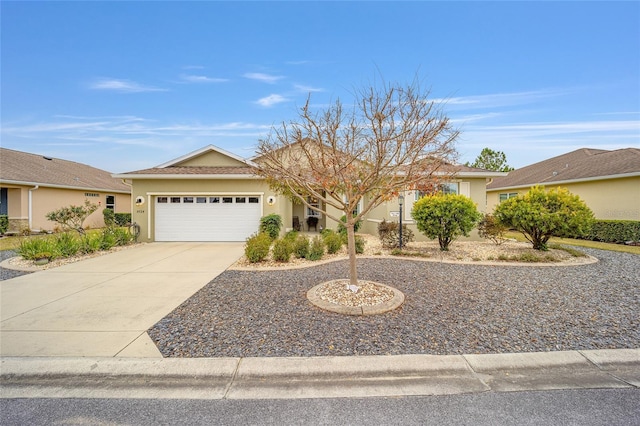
1 349 638 400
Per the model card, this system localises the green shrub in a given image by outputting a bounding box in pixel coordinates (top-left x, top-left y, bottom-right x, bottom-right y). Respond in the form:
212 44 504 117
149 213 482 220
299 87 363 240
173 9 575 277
271 238 293 262
112 227 134 246
293 235 310 259
17 237 57 260
322 230 343 254
259 214 283 240
103 208 116 228
354 235 365 254
307 236 325 261
80 234 102 254
337 214 362 235
377 219 415 248
412 193 481 251
284 230 299 242
114 213 131 227
582 220 640 244
54 232 80 257
494 186 594 251
99 228 117 250
0 215 8 234
477 213 508 245
244 232 272 263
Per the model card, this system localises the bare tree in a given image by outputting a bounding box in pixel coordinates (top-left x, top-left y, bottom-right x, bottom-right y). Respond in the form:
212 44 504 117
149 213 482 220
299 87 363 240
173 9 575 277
255 79 459 288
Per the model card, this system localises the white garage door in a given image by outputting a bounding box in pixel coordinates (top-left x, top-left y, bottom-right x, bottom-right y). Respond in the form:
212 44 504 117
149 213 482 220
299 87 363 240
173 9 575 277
155 195 261 242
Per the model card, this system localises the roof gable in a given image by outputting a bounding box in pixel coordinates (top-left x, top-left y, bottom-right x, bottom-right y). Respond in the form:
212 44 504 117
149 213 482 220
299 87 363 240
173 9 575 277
158 145 252 168
488 148 640 189
0 148 130 192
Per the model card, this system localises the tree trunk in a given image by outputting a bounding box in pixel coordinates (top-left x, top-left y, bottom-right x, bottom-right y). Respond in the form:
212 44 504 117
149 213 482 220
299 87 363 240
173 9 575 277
346 221 358 288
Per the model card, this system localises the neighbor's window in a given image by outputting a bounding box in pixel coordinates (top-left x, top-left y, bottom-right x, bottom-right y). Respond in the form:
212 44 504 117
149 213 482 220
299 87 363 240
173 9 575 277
105 195 115 210
499 192 518 202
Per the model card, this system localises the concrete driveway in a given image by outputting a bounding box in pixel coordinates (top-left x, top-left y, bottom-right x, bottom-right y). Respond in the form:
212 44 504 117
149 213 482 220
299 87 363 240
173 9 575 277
0 242 244 357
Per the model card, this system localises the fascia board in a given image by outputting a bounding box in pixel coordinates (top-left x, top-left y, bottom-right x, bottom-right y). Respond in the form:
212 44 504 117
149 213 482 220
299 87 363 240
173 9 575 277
110 174 262 180
0 179 130 194
487 171 640 191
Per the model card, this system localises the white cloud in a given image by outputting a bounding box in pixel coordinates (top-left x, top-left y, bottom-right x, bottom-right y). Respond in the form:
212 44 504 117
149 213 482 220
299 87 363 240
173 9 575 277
89 78 167 93
294 84 324 93
254 94 289 107
243 72 284 84
433 89 570 110
179 74 229 83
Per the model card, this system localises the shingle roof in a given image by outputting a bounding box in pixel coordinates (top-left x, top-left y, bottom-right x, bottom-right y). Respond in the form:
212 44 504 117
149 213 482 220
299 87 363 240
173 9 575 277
117 166 256 176
487 148 640 190
0 148 130 192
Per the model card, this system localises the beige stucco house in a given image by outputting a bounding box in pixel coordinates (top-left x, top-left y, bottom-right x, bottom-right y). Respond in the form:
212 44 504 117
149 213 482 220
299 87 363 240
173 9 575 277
114 145 506 243
486 148 640 221
0 148 131 233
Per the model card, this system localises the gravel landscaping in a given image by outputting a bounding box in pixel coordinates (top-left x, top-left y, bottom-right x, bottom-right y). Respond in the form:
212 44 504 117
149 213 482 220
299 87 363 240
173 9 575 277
148 247 639 357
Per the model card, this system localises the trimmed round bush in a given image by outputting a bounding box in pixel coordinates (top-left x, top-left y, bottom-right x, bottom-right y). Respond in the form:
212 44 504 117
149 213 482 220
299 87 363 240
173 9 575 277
245 232 272 263
412 193 481 251
272 238 293 262
322 230 343 254
307 236 325 261
293 235 310 259
354 235 365 254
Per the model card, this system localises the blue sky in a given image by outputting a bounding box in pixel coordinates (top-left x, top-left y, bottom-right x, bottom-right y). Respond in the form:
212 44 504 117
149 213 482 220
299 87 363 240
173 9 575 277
2 1 639 173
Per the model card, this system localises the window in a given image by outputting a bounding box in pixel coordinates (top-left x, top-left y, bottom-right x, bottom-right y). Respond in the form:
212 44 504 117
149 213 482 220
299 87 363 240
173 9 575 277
342 195 363 216
222 197 233 203
414 183 459 199
235 197 246 203
440 183 458 195
210 197 220 203
306 196 322 218
248 197 259 204
105 195 115 210
499 192 518 202
196 197 207 203
170 197 181 203
183 197 194 203
157 197 168 203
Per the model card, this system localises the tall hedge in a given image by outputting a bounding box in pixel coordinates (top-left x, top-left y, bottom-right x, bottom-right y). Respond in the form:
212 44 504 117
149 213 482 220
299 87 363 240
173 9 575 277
583 220 640 243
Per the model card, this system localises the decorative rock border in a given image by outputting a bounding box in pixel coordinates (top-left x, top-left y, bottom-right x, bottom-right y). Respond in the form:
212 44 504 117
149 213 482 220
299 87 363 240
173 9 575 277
307 281 405 316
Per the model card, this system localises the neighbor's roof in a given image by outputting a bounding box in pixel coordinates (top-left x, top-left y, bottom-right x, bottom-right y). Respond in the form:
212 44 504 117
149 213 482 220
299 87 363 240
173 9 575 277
487 148 640 190
0 147 130 193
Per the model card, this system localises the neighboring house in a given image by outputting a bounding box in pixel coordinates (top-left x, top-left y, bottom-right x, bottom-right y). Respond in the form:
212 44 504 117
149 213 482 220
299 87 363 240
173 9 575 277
113 145 506 243
486 148 640 221
0 148 132 233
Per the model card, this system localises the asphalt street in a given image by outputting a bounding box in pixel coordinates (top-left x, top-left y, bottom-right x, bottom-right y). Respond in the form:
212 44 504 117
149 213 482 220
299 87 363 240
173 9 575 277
2 389 639 426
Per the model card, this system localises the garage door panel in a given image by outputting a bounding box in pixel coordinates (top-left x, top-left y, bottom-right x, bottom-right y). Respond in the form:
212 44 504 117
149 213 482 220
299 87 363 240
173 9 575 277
155 196 261 242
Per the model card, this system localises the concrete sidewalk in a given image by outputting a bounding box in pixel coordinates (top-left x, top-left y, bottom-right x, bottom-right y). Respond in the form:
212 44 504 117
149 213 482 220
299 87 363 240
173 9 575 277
1 349 638 400
0 242 244 357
